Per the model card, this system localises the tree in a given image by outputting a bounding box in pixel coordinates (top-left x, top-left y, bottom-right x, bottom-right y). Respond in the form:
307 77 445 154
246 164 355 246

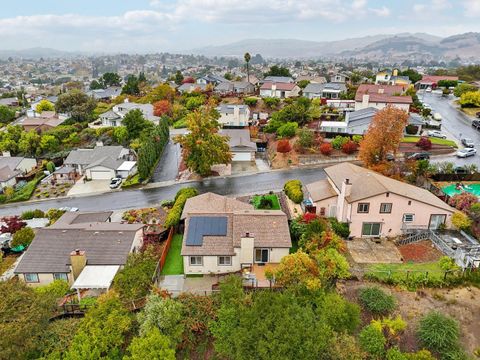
398 69 422 83
40 134 60 153
124 328 175 360
297 128 314 149
174 71 184 85
0 105 16 124
174 104 232 176
18 130 41 156
264 65 291 77
89 79 103 90
453 83 477 97
122 109 153 140
122 75 141 96
55 90 97 122
113 126 129 144
448 192 478 211
297 79 310 89
101 72 122 87
359 107 409 166
244 52 251 83
11 226 35 247
1 216 26 234
153 100 172 117
65 292 132 359
36 99 55 113
359 324 386 359
273 251 321 290
277 122 298 137
459 91 480 108
315 248 350 283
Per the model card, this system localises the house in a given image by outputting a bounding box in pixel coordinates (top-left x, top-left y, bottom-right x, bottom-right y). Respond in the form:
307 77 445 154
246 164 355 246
232 81 255 95
196 74 228 86
22 113 65 133
304 163 454 238
220 129 257 162
216 104 250 127
331 73 350 83
14 211 144 287
355 84 412 111
86 87 122 101
319 107 423 135
303 82 347 99
52 165 79 184
415 75 459 90
263 76 294 83
214 82 234 95
0 97 19 107
180 193 291 275
177 83 208 94
64 145 135 180
296 75 327 84
99 101 160 127
375 69 411 86
0 156 37 190
259 82 301 98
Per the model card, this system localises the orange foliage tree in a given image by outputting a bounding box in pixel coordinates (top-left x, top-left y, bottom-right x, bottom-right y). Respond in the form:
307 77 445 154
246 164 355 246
153 100 172 117
277 139 292 153
273 251 321 290
358 106 409 167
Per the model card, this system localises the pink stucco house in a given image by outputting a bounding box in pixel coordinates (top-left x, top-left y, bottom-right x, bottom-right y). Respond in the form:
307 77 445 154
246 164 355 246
305 163 454 238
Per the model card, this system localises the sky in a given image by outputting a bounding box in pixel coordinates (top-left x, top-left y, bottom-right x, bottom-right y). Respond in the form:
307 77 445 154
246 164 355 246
0 0 479 53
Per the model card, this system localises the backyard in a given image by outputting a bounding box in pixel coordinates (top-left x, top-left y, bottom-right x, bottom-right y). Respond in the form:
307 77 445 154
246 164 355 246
160 234 184 275
402 136 458 148
252 194 281 210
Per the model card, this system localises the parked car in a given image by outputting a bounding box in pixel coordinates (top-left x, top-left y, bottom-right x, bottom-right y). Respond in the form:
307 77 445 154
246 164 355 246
472 120 480 130
386 153 395 161
456 148 477 158
461 138 475 148
109 177 122 189
433 113 442 121
476 111 480 118
454 166 469 175
59 207 79 212
427 130 447 139
406 152 430 160
425 87 432 93
423 103 432 109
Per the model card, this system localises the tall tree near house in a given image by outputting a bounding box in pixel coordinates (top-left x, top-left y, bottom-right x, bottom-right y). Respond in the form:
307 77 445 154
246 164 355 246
244 52 251 83
358 106 409 167
174 102 232 177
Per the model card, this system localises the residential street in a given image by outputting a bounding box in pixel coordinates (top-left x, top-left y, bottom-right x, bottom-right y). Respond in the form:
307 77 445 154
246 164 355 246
0 167 327 216
151 139 181 182
422 92 480 167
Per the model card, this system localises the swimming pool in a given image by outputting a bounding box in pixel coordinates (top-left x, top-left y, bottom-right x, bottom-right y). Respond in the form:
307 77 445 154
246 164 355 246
442 183 480 197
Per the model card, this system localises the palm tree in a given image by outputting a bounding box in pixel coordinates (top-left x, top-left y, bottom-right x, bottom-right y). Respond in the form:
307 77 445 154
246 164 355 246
244 52 251 83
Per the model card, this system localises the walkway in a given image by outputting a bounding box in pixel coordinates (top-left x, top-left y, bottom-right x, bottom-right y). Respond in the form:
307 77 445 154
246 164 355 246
151 140 181 182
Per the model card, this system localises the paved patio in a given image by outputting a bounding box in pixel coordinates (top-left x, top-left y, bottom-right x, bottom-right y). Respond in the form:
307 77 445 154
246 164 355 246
67 177 112 196
347 238 403 264
231 161 258 174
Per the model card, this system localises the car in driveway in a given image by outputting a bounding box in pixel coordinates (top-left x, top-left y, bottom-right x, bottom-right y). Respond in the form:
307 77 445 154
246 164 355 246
109 177 122 189
406 152 430 160
472 120 480 130
427 130 447 139
456 148 477 158
476 111 480 118
461 138 475 148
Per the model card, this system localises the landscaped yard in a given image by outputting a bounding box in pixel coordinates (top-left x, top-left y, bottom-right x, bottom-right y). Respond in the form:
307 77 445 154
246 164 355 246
367 261 445 282
0 255 18 276
252 194 281 210
402 136 457 148
459 106 480 118
161 234 184 275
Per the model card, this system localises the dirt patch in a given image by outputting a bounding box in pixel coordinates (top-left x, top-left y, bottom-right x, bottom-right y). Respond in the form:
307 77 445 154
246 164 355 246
397 240 445 263
344 280 480 356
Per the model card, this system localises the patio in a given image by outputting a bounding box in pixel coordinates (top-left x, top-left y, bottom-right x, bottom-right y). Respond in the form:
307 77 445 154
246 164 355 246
243 264 279 288
347 238 403 264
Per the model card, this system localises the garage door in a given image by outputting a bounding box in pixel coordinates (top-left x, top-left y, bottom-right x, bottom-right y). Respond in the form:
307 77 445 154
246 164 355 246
90 170 114 180
232 152 252 162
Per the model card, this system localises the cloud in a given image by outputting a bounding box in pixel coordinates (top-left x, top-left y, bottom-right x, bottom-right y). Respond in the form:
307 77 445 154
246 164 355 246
463 0 480 17
370 6 391 17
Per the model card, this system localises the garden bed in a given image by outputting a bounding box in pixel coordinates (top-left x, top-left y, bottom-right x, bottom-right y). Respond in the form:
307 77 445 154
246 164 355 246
252 194 281 210
402 136 458 148
34 181 73 200
397 240 445 263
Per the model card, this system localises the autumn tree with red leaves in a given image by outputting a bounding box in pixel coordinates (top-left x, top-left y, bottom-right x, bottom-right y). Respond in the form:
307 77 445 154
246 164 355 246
342 140 357 154
153 100 172 117
277 139 292 153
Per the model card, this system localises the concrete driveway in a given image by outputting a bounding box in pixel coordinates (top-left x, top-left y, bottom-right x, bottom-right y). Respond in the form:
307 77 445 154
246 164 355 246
67 178 112 196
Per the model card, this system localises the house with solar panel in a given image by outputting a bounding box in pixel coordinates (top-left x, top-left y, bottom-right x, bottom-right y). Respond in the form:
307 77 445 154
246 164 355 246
180 193 291 276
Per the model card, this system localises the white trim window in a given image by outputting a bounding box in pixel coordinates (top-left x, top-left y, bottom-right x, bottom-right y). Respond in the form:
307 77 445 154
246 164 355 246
25 273 39 283
189 256 203 266
53 273 68 281
362 223 381 237
380 203 392 214
403 214 415 223
218 256 232 266
255 248 269 263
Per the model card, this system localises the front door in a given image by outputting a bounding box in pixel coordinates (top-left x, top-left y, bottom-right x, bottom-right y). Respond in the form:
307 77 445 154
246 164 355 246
429 214 446 230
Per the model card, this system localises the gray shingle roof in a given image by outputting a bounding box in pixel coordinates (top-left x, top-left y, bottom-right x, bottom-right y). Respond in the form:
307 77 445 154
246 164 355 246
64 146 126 167
220 129 257 152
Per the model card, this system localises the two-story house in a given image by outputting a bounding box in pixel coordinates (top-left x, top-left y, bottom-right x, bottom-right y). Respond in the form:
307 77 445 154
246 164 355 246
216 104 250 127
354 84 412 111
259 82 300 98
99 101 159 127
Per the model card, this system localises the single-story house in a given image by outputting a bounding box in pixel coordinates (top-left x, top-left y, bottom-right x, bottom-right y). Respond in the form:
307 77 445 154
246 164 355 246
99 101 160 127
64 145 135 180
375 69 411 86
331 73 350 83
303 82 347 99
220 129 257 162
0 156 37 190
86 87 122 101
217 104 251 127
0 97 19 107
354 84 411 111
52 165 79 184
304 163 454 238
197 74 228 86
259 82 300 98
415 75 459 90
22 113 65 133
181 193 291 275
177 83 208 94
14 211 144 287
233 81 255 94
214 82 234 95
263 76 294 84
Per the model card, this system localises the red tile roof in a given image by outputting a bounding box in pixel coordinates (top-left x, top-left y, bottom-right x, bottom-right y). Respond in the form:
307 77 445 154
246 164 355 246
418 75 459 84
355 84 412 104
260 81 298 91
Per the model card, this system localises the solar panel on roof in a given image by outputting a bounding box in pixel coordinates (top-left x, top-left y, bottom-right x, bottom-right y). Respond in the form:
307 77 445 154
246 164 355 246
185 216 228 246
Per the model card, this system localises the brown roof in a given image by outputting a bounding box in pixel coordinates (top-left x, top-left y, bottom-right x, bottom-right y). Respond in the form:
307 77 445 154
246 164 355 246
260 82 298 91
419 75 459 84
22 117 64 128
181 192 253 220
324 163 454 212
0 165 20 182
305 179 338 202
355 84 412 104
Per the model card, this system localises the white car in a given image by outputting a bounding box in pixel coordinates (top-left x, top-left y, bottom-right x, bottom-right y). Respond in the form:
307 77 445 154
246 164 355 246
456 148 477 158
427 130 447 139
59 207 79 212
109 177 122 189
423 103 432 109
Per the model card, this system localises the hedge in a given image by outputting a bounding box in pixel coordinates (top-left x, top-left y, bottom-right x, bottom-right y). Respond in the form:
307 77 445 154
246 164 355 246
20 209 45 220
284 180 303 204
164 187 199 228
7 174 45 203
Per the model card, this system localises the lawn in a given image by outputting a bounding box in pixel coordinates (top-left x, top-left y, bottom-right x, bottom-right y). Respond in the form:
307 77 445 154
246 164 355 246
402 136 457 148
252 194 281 210
0 255 18 276
459 106 480 118
161 234 184 275
367 261 445 282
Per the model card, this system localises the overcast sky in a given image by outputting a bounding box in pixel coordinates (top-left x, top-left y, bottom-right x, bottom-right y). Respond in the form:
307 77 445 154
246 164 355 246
1 0 479 53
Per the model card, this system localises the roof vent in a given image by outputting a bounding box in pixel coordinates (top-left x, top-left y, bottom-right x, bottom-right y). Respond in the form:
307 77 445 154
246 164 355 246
94 231 99 235
118 231 123 234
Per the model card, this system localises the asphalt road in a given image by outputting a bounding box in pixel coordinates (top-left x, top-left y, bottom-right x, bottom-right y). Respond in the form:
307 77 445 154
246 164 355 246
0 167 326 216
151 140 181 182
422 92 480 167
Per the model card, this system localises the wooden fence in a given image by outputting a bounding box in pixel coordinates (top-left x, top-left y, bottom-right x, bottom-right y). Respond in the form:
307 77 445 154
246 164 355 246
153 227 174 281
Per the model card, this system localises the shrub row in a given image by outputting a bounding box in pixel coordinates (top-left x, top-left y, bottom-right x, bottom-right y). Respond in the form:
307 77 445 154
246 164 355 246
164 187 199 228
284 180 303 204
20 209 45 220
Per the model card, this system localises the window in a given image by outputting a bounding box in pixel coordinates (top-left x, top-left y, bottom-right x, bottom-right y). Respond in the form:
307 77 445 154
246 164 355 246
218 256 232 266
25 273 39 283
380 203 392 214
255 248 269 263
403 214 415 223
357 203 370 213
362 223 381 237
408 200 412 205
53 273 68 281
189 256 203 266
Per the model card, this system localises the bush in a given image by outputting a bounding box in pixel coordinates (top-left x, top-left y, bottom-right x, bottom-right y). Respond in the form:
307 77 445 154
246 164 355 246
259 197 273 209
352 135 363 144
331 135 349 150
448 192 478 211
297 128 315 149
284 180 303 204
46 161 55 174
21 209 45 220
417 311 460 356
164 187 199 228
11 227 35 247
319 142 333 155
8 175 45 203
277 122 298 138
358 286 396 315
405 125 419 135
451 211 472 231
263 97 280 108
329 218 350 238
244 97 258 106
277 139 292 153
342 140 357 154
173 118 187 129
359 324 386 359
34 280 70 300
416 137 432 150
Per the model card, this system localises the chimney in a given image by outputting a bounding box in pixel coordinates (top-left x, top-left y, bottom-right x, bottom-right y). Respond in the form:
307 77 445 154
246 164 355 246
342 178 352 198
233 105 240 121
271 82 277 93
240 234 254 264
70 249 87 280
336 178 352 222
393 69 398 77
362 94 369 107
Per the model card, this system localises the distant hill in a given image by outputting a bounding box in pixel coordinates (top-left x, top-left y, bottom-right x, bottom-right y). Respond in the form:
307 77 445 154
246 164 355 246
189 32 479 60
0 47 81 59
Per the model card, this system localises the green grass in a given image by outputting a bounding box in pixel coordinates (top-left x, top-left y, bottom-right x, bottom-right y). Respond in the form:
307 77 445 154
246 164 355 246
161 234 184 275
122 173 141 188
252 194 281 210
0 255 17 276
367 262 445 283
402 136 458 148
